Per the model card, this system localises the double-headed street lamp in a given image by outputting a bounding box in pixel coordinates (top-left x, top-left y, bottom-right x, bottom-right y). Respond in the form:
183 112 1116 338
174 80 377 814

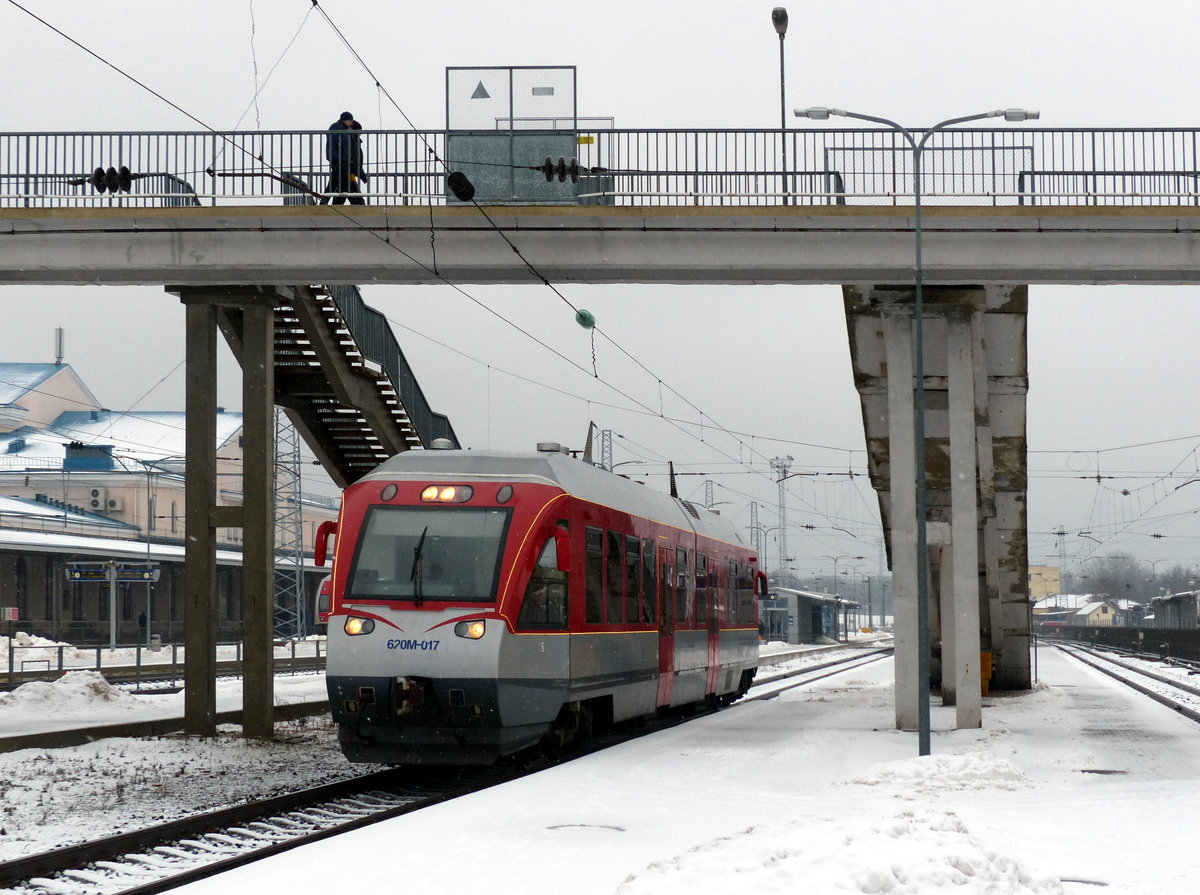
824 554 865 596
795 105 1039 756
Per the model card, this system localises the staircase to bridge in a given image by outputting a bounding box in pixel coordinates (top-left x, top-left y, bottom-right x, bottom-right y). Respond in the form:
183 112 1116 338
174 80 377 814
214 283 456 488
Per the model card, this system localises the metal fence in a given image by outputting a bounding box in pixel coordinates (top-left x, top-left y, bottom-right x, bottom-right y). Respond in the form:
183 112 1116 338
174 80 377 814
6 128 1200 208
1038 623 1200 662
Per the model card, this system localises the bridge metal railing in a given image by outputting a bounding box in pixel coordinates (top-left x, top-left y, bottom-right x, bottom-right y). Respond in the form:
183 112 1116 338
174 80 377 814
324 285 458 449
5 128 1200 208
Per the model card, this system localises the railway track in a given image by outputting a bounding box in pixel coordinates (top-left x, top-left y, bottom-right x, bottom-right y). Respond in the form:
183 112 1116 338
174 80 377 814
1056 642 1200 723
747 644 894 701
0 645 891 894
0 764 517 895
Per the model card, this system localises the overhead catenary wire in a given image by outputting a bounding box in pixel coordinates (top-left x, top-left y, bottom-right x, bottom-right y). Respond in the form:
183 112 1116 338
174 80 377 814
10 0 850 501
302 1 789 481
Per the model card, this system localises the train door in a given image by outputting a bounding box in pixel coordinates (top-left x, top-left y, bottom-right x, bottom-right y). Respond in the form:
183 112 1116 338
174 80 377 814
656 544 675 707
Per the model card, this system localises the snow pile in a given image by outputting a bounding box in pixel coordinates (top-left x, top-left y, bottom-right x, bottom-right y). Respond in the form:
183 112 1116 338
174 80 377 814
844 750 1032 793
0 670 141 713
0 630 98 665
616 810 1062 894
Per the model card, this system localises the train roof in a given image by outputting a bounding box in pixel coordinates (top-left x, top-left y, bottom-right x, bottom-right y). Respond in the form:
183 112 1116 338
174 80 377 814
360 448 747 548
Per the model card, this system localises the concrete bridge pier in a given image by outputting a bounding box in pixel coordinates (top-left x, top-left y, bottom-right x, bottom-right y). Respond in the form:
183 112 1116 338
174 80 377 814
846 284 1030 732
172 285 285 739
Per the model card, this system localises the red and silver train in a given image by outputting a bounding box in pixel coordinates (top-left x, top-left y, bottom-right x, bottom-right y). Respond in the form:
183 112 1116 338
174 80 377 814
317 443 763 765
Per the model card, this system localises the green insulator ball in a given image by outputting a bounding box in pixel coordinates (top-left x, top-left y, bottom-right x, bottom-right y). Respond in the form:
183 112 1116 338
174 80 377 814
575 309 596 329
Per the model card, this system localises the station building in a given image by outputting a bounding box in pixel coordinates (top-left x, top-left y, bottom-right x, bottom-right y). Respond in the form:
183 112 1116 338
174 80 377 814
0 362 336 644
1147 590 1200 629
759 570 865 643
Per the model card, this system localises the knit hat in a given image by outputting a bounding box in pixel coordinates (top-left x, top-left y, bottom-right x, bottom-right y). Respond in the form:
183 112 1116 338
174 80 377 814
339 111 354 121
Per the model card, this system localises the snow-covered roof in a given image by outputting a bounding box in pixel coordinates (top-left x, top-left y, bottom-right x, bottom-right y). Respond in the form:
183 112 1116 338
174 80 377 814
1150 590 1200 605
0 527 319 570
0 363 61 407
0 408 242 467
772 587 856 605
1034 593 1092 611
0 495 137 530
1075 601 1113 616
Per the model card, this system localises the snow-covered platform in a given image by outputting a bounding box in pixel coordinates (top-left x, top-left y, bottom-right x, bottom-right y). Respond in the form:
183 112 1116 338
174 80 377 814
156 646 1198 895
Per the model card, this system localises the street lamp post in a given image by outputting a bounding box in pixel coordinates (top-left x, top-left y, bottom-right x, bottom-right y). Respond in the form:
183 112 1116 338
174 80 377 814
847 563 865 622
796 104 1039 756
141 456 184 647
772 8 789 204
824 553 864 639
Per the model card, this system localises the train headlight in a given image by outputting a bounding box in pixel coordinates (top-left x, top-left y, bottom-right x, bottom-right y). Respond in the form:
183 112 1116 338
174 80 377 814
454 620 486 640
344 616 375 636
420 484 474 503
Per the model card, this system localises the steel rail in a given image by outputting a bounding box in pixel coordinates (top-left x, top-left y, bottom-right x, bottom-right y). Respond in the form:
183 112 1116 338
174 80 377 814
746 646 894 701
1056 643 1200 724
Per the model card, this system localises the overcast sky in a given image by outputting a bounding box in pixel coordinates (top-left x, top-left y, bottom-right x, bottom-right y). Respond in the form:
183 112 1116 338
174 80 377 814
5 0 1200 582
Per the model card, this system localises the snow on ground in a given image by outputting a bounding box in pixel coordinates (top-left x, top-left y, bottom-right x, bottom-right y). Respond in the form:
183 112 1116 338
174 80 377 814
0 670 352 860
2 642 1198 893
172 647 1200 895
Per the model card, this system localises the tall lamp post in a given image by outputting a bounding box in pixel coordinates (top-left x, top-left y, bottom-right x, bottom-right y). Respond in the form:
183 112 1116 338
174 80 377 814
847 563 865 626
771 8 789 204
795 104 1039 756
141 456 184 646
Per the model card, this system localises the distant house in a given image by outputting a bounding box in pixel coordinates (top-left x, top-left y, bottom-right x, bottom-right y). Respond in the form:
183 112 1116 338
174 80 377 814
1073 601 1120 627
1033 593 1092 627
1148 591 1200 629
0 363 100 433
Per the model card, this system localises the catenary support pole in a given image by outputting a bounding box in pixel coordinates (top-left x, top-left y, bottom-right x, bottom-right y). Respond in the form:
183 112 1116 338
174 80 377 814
182 295 219 736
240 301 276 737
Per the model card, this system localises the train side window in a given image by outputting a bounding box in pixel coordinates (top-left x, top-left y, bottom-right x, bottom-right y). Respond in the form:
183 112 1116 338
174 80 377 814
738 563 754 623
675 547 689 625
518 537 567 629
707 557 718 624
623 535 641 624
585 526 603 623
695 555 708 624
641 538 656 623
727 560 738 624
606 531 624 624
660 555 673 627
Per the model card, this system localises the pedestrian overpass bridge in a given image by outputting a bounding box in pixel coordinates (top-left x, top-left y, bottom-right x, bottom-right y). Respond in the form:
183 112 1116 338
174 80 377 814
5 124 1200 737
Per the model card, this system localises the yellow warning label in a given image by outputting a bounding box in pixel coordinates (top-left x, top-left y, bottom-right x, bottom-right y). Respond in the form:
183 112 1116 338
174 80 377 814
577 136 595 145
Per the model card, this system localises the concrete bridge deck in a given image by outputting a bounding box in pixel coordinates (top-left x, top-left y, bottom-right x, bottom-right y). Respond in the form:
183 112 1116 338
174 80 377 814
6 204 1200 286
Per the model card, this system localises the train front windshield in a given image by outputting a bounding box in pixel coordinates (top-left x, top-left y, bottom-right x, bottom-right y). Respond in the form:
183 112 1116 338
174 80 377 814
346 506 511 603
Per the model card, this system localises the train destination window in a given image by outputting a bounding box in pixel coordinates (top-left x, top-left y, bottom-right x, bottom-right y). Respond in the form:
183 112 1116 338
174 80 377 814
346 506 510 602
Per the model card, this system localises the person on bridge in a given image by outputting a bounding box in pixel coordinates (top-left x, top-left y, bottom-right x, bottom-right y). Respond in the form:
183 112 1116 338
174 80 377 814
324 111 368 205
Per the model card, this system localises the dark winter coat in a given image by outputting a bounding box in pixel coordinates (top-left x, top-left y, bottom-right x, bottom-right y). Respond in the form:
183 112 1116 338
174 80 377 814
326 120 363 175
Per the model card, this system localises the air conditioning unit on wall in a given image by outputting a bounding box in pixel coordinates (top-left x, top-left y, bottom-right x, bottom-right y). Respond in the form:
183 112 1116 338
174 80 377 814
88 487 107 511
106 497 125 512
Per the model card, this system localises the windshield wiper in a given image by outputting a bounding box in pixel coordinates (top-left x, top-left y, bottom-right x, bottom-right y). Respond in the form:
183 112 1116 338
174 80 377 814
410 525 429 606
